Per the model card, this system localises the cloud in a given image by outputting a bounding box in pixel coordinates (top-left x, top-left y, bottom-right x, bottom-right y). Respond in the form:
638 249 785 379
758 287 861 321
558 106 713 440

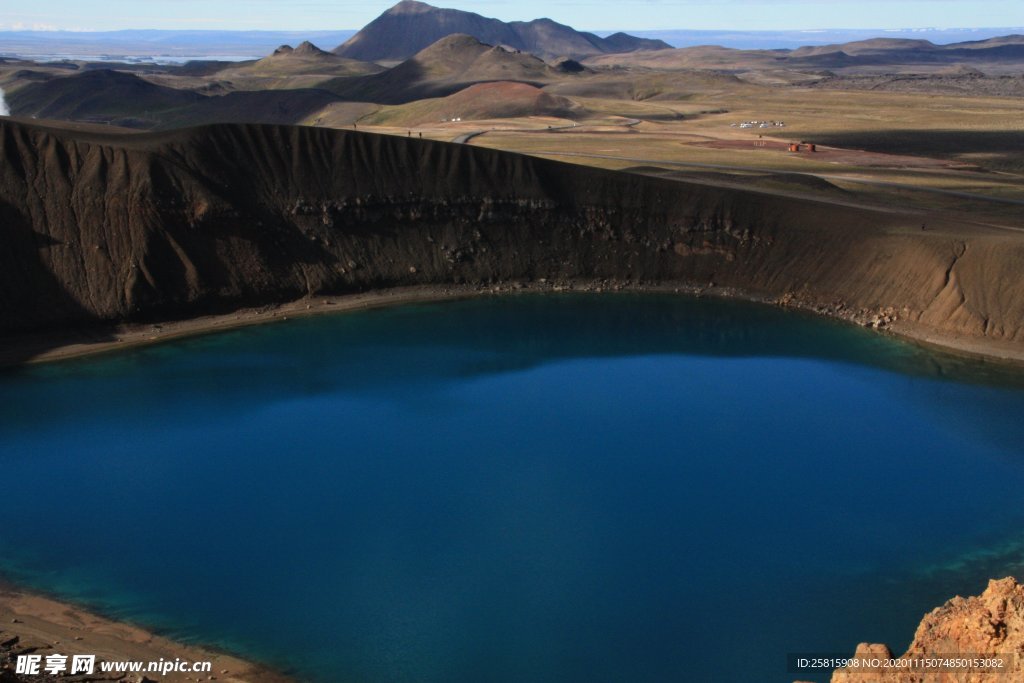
7 21 61 31
0 88 10 117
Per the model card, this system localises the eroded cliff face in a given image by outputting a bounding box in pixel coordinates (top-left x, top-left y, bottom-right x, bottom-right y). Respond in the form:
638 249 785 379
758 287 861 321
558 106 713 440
830 577 1024 683
1 118 1022 349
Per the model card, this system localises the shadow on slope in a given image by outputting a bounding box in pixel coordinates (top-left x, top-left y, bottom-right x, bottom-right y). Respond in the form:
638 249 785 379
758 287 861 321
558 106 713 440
7 68 345 129
324 34 561 105
804 130 1024 173
0 200 115 365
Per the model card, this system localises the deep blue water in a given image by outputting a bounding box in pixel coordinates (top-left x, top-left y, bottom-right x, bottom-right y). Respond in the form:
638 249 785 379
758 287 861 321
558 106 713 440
1 294 1024 683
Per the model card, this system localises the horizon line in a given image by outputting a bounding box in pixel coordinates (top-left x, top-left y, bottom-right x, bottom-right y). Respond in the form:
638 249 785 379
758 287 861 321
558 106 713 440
1 25 1022 34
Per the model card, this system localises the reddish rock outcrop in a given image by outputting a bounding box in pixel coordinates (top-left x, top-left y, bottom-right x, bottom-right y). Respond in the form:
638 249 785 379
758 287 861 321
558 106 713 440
831 578 1024 683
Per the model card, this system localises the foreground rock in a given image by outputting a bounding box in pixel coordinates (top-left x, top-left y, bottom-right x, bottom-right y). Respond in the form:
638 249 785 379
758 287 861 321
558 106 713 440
831 577 1024 683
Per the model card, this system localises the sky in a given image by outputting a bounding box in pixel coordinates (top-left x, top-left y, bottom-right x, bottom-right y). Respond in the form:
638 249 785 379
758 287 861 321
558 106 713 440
1 0 1022 32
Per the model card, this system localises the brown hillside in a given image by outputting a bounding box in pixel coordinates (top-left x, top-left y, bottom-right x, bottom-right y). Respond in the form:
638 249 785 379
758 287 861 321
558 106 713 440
363 81 583 126
229 41 384 80
584 35 1024 73
326 34 562 104
790 38 939 57
6 66 346 129
7 69 205 126
1 118 1022 362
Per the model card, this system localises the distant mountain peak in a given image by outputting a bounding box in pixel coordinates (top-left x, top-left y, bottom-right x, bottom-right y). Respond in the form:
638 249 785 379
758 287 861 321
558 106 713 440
293 40 329 55
387 0 433 14
327 32 561 105
333 0 670 62
270 41 330 58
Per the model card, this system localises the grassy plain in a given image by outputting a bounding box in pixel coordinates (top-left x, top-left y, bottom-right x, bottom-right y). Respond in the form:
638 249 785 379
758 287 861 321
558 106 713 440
345 83 1024 228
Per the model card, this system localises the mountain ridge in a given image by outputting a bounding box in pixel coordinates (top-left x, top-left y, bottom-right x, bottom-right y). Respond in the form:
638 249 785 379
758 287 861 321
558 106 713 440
582 33 1024 71
332 0 670 62
325 33 564 104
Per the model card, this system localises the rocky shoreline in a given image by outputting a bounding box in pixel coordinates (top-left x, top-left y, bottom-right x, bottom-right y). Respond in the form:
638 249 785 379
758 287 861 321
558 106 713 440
4 575 1022 683
816 577 1024 683
0 586 292 683
4 279 1023 372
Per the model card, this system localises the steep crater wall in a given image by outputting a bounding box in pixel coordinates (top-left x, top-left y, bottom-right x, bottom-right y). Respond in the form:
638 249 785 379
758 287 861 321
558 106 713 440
1 119 1022 351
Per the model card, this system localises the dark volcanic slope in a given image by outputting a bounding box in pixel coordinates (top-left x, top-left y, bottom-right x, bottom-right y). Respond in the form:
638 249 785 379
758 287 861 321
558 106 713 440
8 69 344 129
333 0 669 62
1 118 1023 354
328 34 562 104
8 69 205 125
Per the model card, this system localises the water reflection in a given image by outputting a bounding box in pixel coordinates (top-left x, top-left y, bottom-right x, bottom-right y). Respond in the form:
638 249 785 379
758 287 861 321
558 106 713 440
3 294 1022 435
1 293 1023 683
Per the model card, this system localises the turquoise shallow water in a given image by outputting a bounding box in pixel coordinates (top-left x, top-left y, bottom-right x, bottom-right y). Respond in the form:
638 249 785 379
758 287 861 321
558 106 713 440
1 294 1023 683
